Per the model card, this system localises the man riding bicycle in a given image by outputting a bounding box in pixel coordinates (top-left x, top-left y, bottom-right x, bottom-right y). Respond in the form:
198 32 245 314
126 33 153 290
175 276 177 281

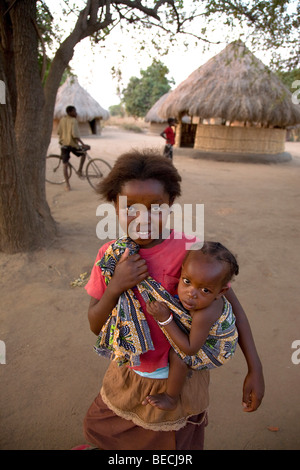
57 105 90 191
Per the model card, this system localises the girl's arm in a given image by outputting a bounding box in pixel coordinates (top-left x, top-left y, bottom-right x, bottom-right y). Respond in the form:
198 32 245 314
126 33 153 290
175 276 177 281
225 287 265 412
88 248 149 335
88 285 122 335
146 300 213 356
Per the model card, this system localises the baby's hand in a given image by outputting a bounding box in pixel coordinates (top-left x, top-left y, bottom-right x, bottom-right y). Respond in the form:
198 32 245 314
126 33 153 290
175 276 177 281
146 300 171 323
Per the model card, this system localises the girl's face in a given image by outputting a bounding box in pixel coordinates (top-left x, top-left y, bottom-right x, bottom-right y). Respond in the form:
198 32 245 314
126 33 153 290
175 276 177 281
115 179 172 248
177 251 228 311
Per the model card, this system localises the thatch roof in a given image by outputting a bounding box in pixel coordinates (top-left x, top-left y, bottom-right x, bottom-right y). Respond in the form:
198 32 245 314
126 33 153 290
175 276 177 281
145 92 170 122
145 91 190 124
158 41 300 128
54 77 109 122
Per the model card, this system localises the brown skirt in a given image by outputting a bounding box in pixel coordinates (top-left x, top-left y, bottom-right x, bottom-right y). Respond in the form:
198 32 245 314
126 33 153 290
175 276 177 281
83 361 210 450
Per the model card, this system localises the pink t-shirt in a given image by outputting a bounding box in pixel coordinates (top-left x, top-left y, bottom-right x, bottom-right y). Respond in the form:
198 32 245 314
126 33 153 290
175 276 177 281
85 231 197 372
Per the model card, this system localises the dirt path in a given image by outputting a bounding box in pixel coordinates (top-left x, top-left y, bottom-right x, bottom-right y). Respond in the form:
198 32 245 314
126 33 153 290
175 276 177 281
1 127 300 449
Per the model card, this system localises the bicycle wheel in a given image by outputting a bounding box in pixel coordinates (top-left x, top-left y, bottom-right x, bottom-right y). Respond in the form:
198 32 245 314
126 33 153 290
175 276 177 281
86 158 112 190
45 155 72 184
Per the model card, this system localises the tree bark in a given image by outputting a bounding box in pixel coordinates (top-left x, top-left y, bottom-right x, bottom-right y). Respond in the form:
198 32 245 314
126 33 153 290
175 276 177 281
0 54 55 252
0 0 56 253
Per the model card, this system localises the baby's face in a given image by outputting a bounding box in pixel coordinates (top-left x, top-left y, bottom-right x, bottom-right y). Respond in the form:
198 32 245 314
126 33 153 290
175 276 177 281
178 252 228 311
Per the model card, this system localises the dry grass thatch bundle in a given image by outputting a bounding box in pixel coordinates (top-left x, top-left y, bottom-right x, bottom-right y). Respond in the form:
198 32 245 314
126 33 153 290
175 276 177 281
144 92 170 123
54 77 109 122
158 41 300 128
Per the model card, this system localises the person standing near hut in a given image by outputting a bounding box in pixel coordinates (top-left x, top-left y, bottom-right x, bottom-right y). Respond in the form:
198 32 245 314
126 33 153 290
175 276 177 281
160 118 176 159
57 105 90 191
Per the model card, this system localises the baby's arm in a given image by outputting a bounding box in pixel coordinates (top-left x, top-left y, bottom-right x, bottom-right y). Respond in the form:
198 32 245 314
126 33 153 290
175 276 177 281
225 287 265 412
88 248 149 335
146 300 213 356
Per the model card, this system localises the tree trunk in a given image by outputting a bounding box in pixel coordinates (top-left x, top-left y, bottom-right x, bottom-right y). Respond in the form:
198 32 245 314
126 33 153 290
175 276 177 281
0 86 54 252
0 0 93 253
0 0 56 253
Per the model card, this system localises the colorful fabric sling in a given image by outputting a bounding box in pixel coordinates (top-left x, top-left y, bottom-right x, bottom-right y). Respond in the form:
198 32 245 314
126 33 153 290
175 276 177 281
94 236 238 369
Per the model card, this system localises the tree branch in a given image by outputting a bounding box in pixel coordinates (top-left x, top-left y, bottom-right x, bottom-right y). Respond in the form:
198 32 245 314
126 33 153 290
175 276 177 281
113 0 161 20
31 17 47 82
43 0 174 109
3 0 20 16
43 0 113 123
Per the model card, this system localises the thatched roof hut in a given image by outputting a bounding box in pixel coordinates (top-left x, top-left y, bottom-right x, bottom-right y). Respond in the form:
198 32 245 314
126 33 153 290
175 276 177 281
158 41 300 156
145 92 170 123
145 92 191 138
53 77 109 135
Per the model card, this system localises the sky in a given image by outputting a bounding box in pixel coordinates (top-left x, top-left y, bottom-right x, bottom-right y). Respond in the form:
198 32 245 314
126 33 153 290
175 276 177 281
48 1 286 111
69 33 227 110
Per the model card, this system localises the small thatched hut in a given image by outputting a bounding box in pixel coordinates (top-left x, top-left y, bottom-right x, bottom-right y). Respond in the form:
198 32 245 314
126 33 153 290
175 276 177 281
53 77 109 136
158 41 300 156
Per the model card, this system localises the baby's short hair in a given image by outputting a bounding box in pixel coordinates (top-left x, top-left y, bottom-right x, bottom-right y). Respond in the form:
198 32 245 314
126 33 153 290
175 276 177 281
96 148 182 203
185 241 239 285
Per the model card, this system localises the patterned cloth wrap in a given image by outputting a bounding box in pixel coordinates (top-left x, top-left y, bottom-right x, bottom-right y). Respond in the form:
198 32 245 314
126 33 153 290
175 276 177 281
94 236 238 369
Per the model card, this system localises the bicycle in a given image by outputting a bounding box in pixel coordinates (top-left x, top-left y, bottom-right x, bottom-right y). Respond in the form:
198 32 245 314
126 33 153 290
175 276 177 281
45 147 112 190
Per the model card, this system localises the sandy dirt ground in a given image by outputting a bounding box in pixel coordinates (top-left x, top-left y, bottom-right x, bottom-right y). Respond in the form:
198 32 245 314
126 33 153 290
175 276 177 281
1 127 300 450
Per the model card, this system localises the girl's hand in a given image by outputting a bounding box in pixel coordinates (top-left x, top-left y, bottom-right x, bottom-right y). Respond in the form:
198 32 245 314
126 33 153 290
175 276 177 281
242 367 265 412
146 300 171 323
110 248 149 295
88 249 148 336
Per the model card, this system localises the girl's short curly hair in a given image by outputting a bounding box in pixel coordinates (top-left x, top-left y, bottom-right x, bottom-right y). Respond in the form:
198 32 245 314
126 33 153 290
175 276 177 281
96 148 182 203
